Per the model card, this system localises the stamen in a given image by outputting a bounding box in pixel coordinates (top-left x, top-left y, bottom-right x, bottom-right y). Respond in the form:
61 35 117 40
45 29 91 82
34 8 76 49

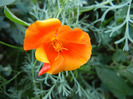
52 39 68 52
55 52 60 60
62 48 68 50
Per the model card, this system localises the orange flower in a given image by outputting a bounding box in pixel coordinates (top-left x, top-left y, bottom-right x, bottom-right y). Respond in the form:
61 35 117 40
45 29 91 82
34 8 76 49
24 18 92 76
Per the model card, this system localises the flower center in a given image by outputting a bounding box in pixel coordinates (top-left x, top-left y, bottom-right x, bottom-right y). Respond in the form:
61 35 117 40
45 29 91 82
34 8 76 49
52 39 63 52
52 39 68 52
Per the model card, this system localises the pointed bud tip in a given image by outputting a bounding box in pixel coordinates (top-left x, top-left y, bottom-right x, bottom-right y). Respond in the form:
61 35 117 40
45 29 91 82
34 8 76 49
38 70 44 76
38 72 42 76
38 63 51 77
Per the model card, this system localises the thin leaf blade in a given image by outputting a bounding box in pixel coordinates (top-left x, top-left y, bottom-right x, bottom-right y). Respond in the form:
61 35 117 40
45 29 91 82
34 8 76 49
4 6 30 26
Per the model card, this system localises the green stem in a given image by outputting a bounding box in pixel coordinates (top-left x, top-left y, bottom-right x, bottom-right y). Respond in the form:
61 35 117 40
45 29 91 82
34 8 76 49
0 71 22 87
0 41 23 49
56 8 63 19
79 0 114 12
76 5 79 25
32 59 38 95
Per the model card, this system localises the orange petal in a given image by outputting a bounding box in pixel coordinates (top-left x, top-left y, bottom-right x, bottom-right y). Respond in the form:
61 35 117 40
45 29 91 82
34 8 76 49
47 53 64 74
24 18 61 50
61 42 92 71
35 45 49 63
38 63 51 76
56 25 71 35
43 42 64 74
36 42 64 74
57 27 90 44
44 42 59 63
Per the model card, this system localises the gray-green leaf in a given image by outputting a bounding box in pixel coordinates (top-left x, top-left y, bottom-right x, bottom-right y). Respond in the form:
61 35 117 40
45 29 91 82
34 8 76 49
0 0 15 7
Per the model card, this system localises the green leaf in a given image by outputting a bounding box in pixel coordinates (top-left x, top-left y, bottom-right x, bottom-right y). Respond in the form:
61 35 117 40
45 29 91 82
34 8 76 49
0 0 15 7
32 0 37 4
113 50 127 62
119 68 133 84
4 6 30 26
96 67 133 99
79 6 95 12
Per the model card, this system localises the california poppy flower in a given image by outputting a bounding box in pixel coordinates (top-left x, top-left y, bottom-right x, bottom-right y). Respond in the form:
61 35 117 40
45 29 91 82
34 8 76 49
24 18 92 76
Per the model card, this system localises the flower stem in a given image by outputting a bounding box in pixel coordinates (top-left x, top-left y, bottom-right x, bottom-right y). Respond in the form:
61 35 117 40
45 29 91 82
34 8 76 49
56 8 63 19
0 71 23 87
32 59 38 96
79 0 114 12
0 41 23 49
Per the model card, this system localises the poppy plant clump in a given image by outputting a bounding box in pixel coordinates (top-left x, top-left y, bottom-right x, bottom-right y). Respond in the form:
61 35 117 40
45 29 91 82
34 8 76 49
23 18 92 76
